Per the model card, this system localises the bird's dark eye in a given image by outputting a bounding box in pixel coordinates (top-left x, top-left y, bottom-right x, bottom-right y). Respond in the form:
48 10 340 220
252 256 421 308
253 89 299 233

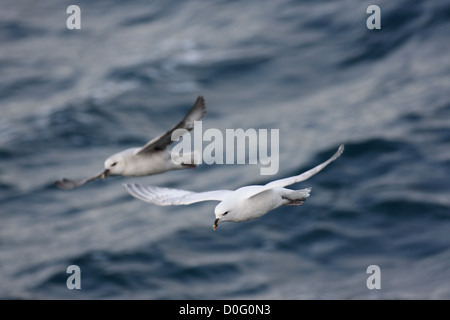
111 162 117 167
223 211 229 216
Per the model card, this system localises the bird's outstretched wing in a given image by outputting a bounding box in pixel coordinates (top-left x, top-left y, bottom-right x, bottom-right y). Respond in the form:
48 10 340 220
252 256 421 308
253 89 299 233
248 144 344 199
123 183 232 206
136 96 206 155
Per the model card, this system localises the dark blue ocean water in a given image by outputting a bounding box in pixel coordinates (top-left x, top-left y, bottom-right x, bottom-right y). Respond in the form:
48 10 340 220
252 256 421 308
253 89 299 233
1 0 450 299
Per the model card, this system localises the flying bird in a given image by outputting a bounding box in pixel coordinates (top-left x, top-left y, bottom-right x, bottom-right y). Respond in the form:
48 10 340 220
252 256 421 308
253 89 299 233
55 96 206 189
123 144 344 229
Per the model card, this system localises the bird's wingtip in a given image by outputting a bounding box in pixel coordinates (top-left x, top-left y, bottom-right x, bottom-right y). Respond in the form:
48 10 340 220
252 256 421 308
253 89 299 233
335 144 345 158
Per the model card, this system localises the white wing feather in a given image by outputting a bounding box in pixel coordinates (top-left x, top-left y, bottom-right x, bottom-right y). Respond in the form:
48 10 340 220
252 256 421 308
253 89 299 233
265 144 344 188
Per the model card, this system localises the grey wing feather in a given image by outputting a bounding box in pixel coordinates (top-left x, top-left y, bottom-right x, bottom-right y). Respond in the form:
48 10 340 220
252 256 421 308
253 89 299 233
136 96 206 155
123 183 231 206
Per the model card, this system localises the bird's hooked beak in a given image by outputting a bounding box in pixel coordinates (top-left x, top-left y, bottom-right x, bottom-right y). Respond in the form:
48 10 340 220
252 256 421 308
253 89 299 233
213 218 220 230
101 169 110 179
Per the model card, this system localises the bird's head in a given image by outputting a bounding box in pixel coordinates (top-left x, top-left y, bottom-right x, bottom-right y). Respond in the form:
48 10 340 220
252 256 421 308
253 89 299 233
103 153 125 178
213 202 234 230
